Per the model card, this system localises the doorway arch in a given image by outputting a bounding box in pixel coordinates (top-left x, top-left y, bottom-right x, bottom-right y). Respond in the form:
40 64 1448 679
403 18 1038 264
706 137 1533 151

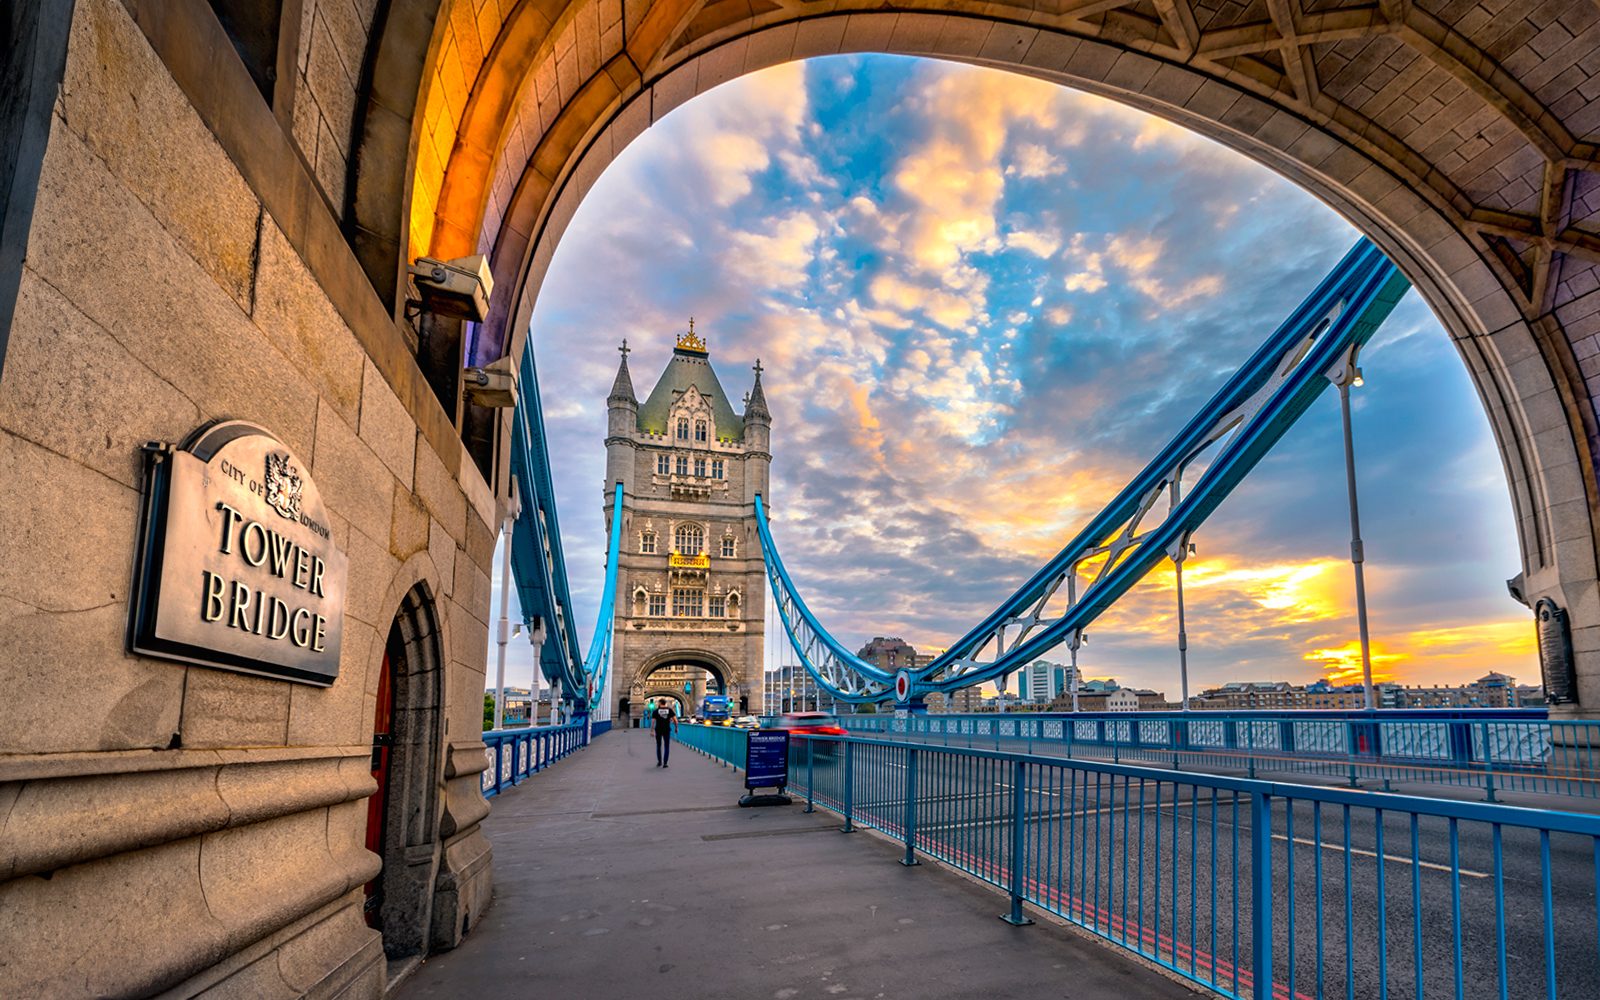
368 583 447 961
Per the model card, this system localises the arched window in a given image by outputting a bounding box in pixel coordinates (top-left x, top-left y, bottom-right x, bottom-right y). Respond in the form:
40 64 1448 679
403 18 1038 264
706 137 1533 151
675 456 688 476
695 420 707 442
694 457 706 477
712 459 723 480
640 532 656 554
674 524 703 556
656 454 669 475
676 418 689 439
720 536 735 558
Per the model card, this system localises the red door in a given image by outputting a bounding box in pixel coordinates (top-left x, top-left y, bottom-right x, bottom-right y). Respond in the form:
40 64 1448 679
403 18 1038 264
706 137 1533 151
364 650 393 927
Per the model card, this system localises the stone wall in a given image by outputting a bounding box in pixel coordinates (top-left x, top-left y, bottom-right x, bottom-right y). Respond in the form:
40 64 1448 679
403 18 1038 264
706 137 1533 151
0 1 500 995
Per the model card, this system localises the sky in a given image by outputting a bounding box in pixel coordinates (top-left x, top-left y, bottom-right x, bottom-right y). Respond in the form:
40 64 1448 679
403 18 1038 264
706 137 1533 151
486 54 1537 700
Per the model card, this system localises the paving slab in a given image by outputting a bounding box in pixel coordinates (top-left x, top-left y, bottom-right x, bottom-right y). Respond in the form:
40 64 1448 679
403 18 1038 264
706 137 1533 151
395 728 1207 1000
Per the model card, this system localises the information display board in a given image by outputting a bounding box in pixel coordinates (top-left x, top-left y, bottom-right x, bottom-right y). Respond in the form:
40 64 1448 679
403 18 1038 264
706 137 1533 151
745 729 789 789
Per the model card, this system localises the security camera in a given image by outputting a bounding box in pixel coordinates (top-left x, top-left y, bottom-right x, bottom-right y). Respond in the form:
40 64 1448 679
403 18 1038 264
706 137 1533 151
463 356 517 408
408 254 493 322
1506 572 1528 607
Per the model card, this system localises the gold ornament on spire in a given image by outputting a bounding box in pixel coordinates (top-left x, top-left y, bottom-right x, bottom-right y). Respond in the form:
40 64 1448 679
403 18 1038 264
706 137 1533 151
676 317 707 353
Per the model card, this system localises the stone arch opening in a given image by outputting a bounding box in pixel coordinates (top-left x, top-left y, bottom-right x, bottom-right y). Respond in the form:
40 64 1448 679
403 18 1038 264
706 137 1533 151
372 582 447 961
357 3 1600 712
634 648 743 716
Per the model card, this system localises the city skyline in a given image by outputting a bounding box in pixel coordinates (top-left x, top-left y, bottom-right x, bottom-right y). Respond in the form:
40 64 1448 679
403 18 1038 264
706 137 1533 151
489 53 1536 701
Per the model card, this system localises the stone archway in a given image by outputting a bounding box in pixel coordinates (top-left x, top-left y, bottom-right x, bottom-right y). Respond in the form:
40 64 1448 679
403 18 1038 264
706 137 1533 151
634 648 745 717
357 1 1600 712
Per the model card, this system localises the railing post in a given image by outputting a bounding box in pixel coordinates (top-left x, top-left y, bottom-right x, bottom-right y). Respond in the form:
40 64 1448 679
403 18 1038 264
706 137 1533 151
1347 721 1359 787
900 747 920 866
1481 722 1498 802
805 737 815 813
1251 790 1274 1000
841 740 855 833
1002 757 1034 925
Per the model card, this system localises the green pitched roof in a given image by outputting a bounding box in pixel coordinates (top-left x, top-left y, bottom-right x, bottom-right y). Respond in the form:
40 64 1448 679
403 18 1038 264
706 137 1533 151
636 347 745 441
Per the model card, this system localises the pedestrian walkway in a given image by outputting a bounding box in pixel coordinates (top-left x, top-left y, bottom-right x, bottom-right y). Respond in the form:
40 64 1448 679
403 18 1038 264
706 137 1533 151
395 728 1204 1000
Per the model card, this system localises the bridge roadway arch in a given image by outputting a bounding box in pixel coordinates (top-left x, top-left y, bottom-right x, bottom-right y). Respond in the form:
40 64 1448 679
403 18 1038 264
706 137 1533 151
1 2 1598 999
633 648 739 712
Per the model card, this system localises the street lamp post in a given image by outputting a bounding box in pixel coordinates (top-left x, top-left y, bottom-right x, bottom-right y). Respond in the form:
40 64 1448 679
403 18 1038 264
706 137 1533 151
1170 534 1193 712
1327 346 1375 711
493 476 522 731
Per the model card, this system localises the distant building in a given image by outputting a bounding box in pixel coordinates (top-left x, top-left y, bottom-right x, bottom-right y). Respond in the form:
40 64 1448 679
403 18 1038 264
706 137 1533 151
1188 673 1543 711
947 685 984 713
857 636 920 674
1024 659 1068 702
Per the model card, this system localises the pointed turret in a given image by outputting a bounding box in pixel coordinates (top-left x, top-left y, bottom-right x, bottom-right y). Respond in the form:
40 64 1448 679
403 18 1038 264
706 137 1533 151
742 359 771 502
743 359 770 423
606 340 639 494
609 339 637 406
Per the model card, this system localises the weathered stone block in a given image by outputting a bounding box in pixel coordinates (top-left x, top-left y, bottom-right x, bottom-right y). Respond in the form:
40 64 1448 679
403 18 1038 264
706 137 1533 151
60 0 261 311
790 14 846 60
391 483 432 561
25 120 320 460
0 269 202 490
341 525 403 629
0 766 225 880
313 399 399 546
840 13 897 55
287 630 375 748
0 432 139 614
429 518 457 599
180 668 292 749
414 432 468 544
0 835 233 995
253 221 366 429
696 35 748 93
199 807 375 955
360 359 417 489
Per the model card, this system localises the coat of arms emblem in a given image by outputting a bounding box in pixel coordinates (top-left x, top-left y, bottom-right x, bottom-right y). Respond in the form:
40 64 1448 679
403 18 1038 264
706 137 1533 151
264 452 304 521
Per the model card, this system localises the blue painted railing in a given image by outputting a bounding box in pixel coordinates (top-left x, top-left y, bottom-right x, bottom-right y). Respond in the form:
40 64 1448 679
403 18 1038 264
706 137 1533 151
834 709 1600 801
480 721 589 797
688 731 1600 1000
672 722 749 772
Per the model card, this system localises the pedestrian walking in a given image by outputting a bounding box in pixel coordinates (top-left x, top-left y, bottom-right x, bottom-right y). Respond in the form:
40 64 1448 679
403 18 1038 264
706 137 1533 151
652 700 678 767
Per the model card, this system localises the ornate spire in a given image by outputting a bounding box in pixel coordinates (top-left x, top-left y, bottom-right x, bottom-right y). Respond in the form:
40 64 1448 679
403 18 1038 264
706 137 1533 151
744 358 770 422
608 339 636 405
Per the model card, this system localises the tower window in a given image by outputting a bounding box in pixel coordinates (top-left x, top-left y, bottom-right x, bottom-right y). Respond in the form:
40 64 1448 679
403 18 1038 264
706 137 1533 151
712 459 723 480
675 456 688 476
641 532 656 554
649 593 666 616
674 524 704 555
694 458 706 477
709 595 726 618
695 420 707 442
677 418 689 440
721 537 735 558
672 588 703 617
656 454 669 475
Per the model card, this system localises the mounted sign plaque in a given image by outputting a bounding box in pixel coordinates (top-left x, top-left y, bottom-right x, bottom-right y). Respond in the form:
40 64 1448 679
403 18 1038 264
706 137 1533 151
129 421 349 685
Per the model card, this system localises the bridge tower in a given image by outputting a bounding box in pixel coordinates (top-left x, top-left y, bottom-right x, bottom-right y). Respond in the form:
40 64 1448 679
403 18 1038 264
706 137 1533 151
605 325 768 720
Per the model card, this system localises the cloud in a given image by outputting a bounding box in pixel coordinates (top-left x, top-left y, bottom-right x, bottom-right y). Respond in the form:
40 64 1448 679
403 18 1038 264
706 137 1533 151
721 212 821 288
1006 229 1061 258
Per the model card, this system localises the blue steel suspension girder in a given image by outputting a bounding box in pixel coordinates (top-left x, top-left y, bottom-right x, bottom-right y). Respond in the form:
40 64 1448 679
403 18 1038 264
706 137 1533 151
509 346 589 707
923 258 1411 692
756 239 1411 704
